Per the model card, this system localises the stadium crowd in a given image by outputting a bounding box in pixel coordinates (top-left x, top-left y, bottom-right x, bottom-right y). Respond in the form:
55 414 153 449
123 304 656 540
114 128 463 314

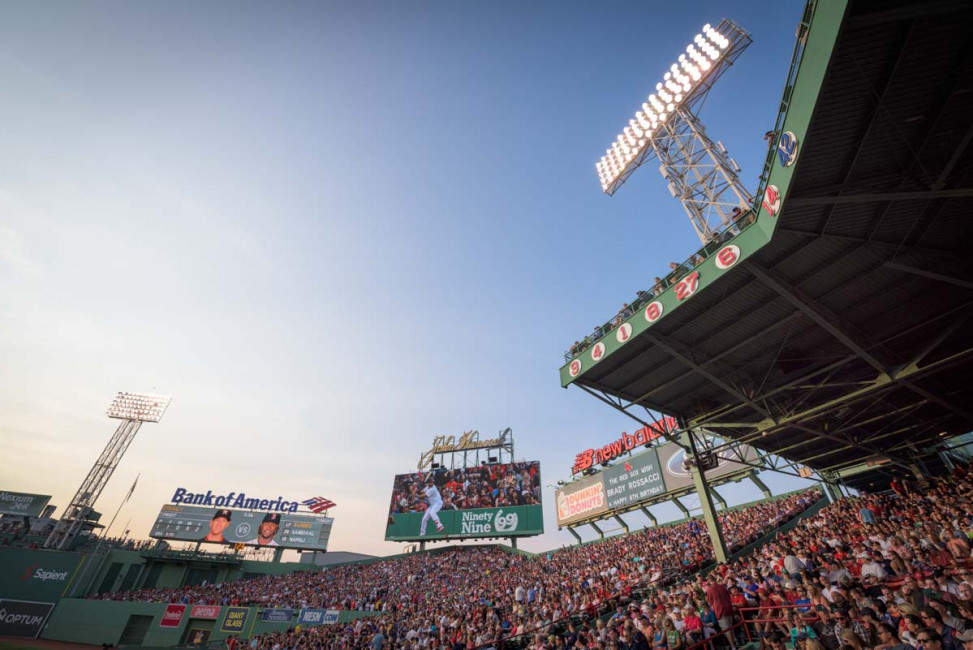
91 468 973 650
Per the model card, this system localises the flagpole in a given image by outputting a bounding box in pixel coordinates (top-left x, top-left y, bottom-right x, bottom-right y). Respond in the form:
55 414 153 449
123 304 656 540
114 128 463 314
103 474 139 540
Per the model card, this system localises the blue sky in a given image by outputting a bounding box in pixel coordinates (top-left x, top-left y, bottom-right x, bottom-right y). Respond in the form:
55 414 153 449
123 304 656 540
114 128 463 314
0 1 813 556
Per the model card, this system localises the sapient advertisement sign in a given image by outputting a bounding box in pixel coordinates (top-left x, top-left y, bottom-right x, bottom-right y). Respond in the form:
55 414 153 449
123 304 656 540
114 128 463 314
0 491 52 518
0 549 83 603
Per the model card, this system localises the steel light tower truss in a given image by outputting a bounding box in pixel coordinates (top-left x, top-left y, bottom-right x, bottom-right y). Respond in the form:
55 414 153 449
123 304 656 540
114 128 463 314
596 19 753 244
45 392 172 550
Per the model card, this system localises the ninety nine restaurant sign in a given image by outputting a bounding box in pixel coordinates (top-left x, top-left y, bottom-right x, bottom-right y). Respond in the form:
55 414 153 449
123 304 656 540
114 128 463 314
572 416 678 475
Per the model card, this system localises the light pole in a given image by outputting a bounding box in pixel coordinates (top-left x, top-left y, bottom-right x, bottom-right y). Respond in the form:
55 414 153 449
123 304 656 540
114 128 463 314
595 20 753 244
45 392 171 550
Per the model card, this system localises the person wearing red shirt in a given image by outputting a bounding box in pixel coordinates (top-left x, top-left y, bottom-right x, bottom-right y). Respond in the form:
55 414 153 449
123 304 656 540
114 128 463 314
705 575 735 646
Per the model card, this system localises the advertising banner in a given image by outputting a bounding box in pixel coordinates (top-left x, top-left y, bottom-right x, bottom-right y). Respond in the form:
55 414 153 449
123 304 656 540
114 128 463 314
190 605 220 619
150 505 333 552
603 448 666 510
220 607 250 633
297 609 340 626
160 604 186 628
658 443 757 492
385 461 542 541
0 492 52 518
0 599 54 638
386 505 542 541
555 474 608 526
260 608 295 623
0 548 84 603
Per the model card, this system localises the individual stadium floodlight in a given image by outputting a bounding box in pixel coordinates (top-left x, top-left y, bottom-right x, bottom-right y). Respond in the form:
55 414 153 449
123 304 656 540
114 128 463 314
595 19 755 244
45 390 173 550
106 391 172 422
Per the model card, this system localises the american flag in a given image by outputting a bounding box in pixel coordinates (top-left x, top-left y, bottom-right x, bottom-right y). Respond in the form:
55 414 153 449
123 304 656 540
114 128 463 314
301 497 337 513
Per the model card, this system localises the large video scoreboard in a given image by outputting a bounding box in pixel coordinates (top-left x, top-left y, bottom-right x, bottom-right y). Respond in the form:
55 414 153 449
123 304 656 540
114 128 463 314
150 505 333 551
385 460 544 542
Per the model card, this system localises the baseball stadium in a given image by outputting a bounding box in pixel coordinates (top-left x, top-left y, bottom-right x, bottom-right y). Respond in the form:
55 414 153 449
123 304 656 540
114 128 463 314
2 1 973 650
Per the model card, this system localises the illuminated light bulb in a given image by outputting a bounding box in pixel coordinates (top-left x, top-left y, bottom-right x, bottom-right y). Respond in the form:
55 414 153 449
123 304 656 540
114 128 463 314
678 54 686 62
667 103 675 112
682 83 691 92
657 112 668 121
700 59 711 71
663 72 671 81
674 93 683 102
703 23 711 31
670 64 679 74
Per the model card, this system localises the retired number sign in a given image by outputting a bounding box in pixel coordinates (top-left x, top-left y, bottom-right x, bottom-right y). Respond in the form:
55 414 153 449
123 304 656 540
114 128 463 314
674 271 700 301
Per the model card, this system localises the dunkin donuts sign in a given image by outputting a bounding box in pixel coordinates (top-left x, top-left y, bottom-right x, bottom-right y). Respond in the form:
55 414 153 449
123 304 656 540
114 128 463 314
555 475 608 526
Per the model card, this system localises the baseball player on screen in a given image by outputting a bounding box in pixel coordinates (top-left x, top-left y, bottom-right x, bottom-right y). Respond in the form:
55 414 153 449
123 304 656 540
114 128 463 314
419 475 445 536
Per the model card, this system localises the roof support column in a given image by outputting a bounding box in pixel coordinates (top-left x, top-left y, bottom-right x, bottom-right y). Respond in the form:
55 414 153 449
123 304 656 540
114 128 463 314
614 515 629 534
684 426 729 564
567 527 583 546
749 473 772 499
672 498 690 517
590 521 605 540
711 487 727 510
640 507 657 526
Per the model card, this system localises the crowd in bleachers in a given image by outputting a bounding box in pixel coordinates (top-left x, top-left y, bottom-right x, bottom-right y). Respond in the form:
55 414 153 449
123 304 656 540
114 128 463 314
91 468 973 650
93 489 819 646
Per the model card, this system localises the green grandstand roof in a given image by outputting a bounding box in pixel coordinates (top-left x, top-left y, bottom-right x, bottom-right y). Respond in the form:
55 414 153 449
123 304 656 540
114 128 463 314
560 0 973 492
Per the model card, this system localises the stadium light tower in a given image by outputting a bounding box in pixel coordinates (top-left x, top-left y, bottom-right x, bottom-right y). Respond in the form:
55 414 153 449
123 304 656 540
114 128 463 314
45 392 172 550
596 20 753 244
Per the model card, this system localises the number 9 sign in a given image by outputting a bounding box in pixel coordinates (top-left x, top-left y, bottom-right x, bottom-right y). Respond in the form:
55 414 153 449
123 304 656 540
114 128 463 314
568 358 582 378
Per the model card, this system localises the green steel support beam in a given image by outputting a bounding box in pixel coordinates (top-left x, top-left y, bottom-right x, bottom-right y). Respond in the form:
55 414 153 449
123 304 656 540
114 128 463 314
686 430 730 564
672 498 690 517
711 488 727 510
590 521 605 540
567 527 583 546
614 515 629 534
749 473 772 498
641 507 657 526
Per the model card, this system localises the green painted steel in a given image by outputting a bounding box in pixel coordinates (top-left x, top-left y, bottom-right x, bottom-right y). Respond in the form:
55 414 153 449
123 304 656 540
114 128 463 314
384 504 543 541
0 548 86 603
559 0 850 388
42 599 381 646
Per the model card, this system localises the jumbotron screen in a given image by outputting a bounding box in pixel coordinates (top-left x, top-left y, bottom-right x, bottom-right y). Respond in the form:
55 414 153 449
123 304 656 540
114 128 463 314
149 505 333 551
384 461 544 541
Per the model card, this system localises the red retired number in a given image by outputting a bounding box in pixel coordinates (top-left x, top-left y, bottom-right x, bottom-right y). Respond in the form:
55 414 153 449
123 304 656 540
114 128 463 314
675 272 700 301
717 247 738 267
592 345 603 360
570 360 581 376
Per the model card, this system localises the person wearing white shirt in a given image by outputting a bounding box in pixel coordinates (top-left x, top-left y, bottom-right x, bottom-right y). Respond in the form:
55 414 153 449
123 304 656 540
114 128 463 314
419 476 445 536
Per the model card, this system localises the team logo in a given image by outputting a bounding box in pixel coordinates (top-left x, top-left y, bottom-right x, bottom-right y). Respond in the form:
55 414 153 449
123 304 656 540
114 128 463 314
590 342 606 363
777 131 799 167
714 245 741 270
493 510 518 532
616 323 633 344
762 184 782 217
568 359 582 378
